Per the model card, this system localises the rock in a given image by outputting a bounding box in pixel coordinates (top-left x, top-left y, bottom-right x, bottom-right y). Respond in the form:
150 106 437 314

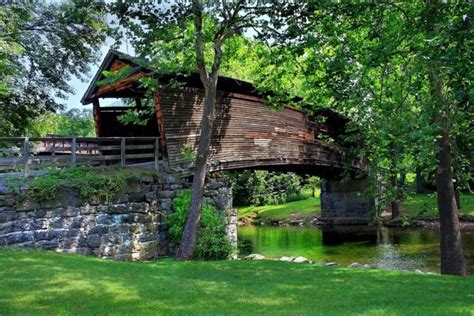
140 175 154 183
145 192 156 202
245 253 265 260
4 196 16 208
292 256 311 263
415 269 423 273
107 205 128 214
87 235 101 248
228 254 239 260
290 219 304 226
362 264 373 269
323 262 338 266
279 256 293 262
348 262 364 268
16 198 41 211
128 192 145 202
164 174 176 184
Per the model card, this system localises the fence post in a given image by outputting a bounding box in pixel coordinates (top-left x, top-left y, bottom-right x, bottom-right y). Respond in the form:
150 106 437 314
52 138 56 158
121 138 126 167
154 137 160 170
23 137 29 177
71 138 77 166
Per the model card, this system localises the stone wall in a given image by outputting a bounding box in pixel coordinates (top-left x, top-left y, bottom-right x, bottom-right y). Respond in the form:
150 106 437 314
0 169 236 260
320 178 374 225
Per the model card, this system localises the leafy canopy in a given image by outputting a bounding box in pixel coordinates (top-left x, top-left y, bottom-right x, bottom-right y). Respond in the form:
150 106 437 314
0 1 110 136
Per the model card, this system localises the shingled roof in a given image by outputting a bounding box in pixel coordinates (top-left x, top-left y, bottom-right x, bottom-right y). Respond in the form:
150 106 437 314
81 49 261 105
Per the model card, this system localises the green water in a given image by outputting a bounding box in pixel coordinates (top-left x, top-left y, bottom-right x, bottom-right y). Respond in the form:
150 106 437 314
238 226 474 274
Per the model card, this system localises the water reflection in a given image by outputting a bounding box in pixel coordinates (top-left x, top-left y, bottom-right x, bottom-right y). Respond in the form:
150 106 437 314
238 226 474 274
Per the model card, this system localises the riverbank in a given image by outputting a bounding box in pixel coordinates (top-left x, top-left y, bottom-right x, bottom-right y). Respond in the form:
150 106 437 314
237 193 474 227
237 197 320 226
1 248 473 315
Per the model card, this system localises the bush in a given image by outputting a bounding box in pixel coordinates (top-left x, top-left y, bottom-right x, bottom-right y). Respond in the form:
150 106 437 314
27 166 136 202
166 190 231 260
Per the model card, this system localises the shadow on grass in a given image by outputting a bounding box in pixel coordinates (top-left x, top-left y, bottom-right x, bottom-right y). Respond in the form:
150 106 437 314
0 248 473 315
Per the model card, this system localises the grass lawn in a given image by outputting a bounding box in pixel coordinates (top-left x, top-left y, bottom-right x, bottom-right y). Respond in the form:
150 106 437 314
237 197 320 222
402 193 474 218
1 249 473 315
237 192 474 223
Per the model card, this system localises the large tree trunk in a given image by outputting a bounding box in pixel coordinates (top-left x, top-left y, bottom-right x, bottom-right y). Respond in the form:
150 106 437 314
427 63 466 276
390 174 401 219
415 167 425 194
389 144 400 219
454 189 461 210
434 125 466 275
175 0 238 260
176 82 217 260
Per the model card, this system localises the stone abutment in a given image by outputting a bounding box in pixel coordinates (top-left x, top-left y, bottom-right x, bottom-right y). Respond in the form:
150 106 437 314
0 169 236 260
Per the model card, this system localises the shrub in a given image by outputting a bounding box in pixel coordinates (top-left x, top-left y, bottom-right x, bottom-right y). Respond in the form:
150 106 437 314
29 173 62 201
166 190 231 260
27 166 136 202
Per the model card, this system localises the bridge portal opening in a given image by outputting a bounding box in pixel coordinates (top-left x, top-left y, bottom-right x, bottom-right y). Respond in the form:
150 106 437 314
93 98 160 138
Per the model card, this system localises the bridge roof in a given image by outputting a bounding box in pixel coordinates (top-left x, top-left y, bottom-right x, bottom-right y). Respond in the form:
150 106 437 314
81 49 270 105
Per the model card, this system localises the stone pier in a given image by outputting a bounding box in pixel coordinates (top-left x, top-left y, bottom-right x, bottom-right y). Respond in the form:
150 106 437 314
320 178 374 225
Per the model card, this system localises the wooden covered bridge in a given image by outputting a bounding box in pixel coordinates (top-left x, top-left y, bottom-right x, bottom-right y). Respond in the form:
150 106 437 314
0 50 371 224
80 50 359 178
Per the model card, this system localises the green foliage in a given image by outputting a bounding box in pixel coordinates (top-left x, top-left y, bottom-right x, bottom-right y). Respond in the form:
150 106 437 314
3 176 27 195
226 170 304 206
26 166 136 203
96 65 135 87
0 2 109 136
402 193 474 218
249 3 473 215
29 174 62 202
29 109 95 137
303 176 321 198
166 191 231 260
181 143 196 161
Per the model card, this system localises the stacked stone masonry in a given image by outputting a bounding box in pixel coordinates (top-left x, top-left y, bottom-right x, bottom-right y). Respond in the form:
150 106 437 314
320 179 374 225
0 170 236 260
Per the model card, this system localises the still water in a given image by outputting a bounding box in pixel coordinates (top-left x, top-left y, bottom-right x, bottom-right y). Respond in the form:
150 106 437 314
238 226 474 274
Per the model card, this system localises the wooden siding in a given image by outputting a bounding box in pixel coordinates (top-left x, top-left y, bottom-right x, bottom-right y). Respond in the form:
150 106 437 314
158 88 345 171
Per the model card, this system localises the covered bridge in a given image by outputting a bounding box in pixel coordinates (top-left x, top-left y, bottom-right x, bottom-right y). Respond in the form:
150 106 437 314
81 50 358 179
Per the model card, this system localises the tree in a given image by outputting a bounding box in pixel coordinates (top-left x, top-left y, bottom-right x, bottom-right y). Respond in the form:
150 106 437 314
251 2 471 275
304 176 320 198
29 109 95 137
423 0 469 276
0 1 109 136
111 1 268 259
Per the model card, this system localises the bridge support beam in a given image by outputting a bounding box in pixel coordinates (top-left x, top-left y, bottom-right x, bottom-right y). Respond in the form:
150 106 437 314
320 178 374 225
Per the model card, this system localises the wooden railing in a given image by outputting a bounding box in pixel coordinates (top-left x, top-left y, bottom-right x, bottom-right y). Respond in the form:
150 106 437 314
0 137 161 176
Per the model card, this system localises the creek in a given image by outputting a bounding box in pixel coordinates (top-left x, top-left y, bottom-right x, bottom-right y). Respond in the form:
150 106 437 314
238 225 474 274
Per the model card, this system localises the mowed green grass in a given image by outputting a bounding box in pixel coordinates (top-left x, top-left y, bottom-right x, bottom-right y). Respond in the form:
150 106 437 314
237 193 474 222
238 197 320 222
0 249 473 315
402 193 474 218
